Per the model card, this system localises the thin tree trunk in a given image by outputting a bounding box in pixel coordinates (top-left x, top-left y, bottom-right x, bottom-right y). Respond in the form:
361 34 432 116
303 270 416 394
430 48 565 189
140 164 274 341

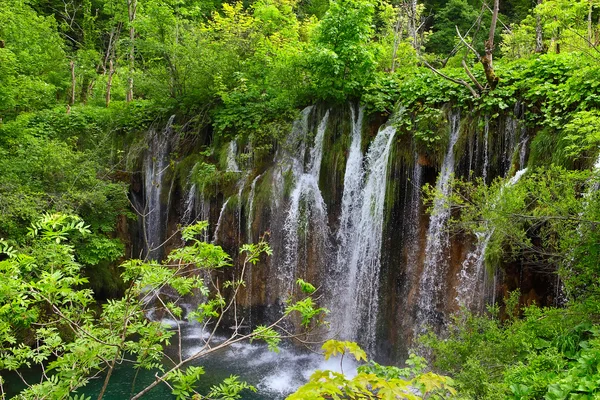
589 0 593 46
535 0 544 53
102 27 116 75
409 0 418 52
391 6 404 72
106 59 114 107
480 0 500 89
127 0 137 102
70 60 76 105
97 358 117 400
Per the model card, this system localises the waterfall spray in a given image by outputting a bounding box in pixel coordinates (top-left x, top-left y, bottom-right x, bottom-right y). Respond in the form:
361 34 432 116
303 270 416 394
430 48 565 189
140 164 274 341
332 120 397 353
142 115 176 259
417 111 460 332
456 168 528 311
335 104 365 273
281 110 330 294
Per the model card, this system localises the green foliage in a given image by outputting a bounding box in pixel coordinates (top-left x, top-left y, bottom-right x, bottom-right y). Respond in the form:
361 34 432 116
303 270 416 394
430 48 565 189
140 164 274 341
208 375 258 399
0 0 67 116
168 366 205 400
420 162 600 399
441 166 600 303
285 295 329 327
0 216 327 398
289 340 456 399
296 278 317 294
422 303 600 400
322 340 367 362
306 0 378 101
425 0 478 55
560 110 600 164
251 326 281 352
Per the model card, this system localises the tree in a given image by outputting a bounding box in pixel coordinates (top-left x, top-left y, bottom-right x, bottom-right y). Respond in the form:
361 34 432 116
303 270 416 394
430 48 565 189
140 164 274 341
0 215 328 398
306 0 378 101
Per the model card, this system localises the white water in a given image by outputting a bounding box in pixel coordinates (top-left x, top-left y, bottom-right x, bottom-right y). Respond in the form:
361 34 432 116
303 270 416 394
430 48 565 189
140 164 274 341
456 168 528 310
227 140 241 172
483 116 489 184
519 127 529 169
417 111 460 331
504 117 518 175
281 110 330 294
143 115 176 259
182 183 198 226
246 173 263 243
335 104 365 272
179 324 357 399
404 153 424 277
333 123 397 352
213 197 231 243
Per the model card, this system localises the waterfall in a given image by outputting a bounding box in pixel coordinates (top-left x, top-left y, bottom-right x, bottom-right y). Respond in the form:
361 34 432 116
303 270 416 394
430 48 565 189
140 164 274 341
246 173 263 243
456 168 528 311
143 115 176 259
281 110 330 294
519 128 529 169
227 140 240 172
417 111 460 331
503 116 518 174
405 153 423 276
237 176 249 243
213 197 231 243
335 104 365 272
333 123 397 352
483 116 489 184
182 183 198 226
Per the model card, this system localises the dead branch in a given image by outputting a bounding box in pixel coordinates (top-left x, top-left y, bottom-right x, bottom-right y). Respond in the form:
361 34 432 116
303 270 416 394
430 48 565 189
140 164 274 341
421 59 480 98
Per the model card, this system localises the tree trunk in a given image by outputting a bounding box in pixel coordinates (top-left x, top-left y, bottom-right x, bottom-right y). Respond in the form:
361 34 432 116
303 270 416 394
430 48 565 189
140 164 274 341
126 0 137 102
106 59 114 107
480 0 500 89
70 60 76 105
535 0 544 53
407 0 418 52
391 6 404 72
588 0 593 46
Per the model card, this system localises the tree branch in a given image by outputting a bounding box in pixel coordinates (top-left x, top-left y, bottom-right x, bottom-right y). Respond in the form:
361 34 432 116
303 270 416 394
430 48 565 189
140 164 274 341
421 59 480 98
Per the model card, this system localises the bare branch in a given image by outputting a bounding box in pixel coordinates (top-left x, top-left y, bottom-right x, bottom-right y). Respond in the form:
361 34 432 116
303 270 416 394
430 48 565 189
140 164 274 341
462 59 485 92
456 26 482 59
421 59 480 98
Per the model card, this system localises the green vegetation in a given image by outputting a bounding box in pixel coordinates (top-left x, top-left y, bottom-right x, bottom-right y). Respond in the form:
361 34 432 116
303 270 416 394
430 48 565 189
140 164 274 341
2 0 600 397
290 340 455 399
419 163 600 398
0 216 328 398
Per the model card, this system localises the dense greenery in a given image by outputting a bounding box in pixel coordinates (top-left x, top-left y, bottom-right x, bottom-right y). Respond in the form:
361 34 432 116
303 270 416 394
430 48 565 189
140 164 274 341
0 216 328 398
2 0 600 397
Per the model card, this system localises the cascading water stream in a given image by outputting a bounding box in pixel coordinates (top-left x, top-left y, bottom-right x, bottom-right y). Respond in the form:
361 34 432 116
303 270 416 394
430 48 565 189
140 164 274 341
182 183 198 226
246 173 264 243
213 197 231 243
333 123 397 352
334 105 365 274
483 116 490 184
417 111 460 331
281 110 330 294
455 168 528 311
227 140 241 172
143 115 176 259
404 153 424 277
